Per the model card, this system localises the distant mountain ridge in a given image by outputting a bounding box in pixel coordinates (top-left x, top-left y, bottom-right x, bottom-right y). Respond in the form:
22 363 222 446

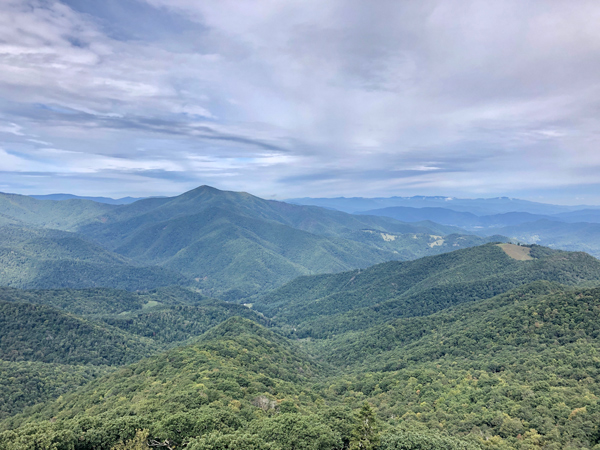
29 193 147 205
287 195 600 215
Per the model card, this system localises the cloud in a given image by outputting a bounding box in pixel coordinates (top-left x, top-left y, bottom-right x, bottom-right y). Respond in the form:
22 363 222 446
0 0 599 201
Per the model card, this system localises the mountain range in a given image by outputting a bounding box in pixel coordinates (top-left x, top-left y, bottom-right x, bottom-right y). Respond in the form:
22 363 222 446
0 186 506 298
287 195 600 215
4 186 600 449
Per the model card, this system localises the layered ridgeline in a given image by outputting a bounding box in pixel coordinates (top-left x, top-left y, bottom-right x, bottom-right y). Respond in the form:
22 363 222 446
253 243 600 337
0 286 267 419
0 192 115 230
355 206 600 258
72 185 479 297
0 187 502 298
4 244 600 448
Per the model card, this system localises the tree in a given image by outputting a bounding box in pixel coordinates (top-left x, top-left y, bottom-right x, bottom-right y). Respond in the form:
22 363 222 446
111 429 150 450
349 403 380 450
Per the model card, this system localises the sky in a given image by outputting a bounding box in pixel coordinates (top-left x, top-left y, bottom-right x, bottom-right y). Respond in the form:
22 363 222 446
1 0 600 202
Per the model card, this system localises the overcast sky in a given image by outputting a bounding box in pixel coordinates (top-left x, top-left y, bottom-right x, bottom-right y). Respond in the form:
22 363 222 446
1 0 600 202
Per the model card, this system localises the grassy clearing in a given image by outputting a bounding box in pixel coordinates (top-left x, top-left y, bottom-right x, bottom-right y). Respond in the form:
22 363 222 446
497 243 533 260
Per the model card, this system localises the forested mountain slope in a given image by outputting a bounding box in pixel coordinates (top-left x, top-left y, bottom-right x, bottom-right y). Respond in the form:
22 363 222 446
0 317 479 450
300 283 600 449
0 192 115 230
254 243 600 337
0 301 158 366
0 226 187 290
8 283 600 449
66 186 484 298
0 285 272 421
0 318 327 449
1 186 512 297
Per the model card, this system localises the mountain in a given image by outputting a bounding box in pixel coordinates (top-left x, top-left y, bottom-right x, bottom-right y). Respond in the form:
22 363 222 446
0 226 187 290
357 206 600 258
0 192 116 231
1 186 516 297
553 209 600 223
360 206 556 229
29 194 147 205
253 243 600 337
65 186 483 298
287 195 597 215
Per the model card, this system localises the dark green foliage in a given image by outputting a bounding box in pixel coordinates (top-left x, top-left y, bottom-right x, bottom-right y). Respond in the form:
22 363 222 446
349 403 380 450
0 361 111 420
0 318 328 448
255 244 600 337
0 287 146 316
0 286 211 316
0 301 157 365
380 429 480 450
0 226 188 290
102 301 267 345
5 241 600 449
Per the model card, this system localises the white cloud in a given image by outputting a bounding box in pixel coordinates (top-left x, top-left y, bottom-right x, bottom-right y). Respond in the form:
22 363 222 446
0 0 600 199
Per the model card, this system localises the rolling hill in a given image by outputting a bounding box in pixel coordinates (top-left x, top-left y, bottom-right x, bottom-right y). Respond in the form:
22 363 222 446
0 300 158 366
0 226 187 290
253 243 600 337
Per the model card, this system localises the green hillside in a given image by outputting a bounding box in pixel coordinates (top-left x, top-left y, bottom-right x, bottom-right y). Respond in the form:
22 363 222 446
0 286 211 316
0 361 111 420
0 192 116 230
8 284 600 449
0 301 158 365
303 283 600 449
100 299 268 346
0 226 188 290
254 244 600 337
0 285 267 348
0 318 330 449
0 286 271 422
0 317 478 450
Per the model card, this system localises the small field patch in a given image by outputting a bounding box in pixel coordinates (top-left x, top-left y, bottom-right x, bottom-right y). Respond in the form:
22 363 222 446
497 243 533 261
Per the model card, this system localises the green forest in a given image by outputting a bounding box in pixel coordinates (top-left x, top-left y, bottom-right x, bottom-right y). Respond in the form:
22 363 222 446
3 189 600 449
